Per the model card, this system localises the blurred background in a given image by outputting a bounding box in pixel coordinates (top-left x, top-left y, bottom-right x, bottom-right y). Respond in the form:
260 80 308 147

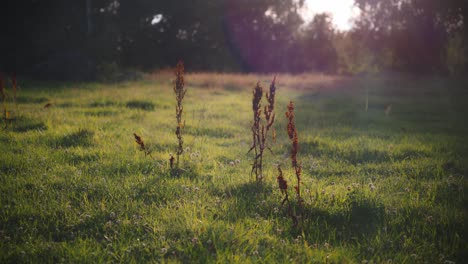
1 0 468 80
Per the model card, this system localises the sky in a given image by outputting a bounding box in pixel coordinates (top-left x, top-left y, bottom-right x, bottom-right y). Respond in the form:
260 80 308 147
302 0 361 31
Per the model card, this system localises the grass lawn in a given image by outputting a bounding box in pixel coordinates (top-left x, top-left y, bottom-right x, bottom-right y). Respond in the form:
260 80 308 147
1 73 467 263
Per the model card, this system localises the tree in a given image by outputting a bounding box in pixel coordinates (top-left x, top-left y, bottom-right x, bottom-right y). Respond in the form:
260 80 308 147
354 0 468 74
223 0 304 72
296 14 337 73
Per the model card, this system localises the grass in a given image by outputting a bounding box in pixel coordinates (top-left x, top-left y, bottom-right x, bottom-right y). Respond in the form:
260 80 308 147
0 73 467 263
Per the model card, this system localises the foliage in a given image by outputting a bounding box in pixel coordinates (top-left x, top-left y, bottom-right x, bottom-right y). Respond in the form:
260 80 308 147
354 0 468 74
446 33 468 76
4 0 468 76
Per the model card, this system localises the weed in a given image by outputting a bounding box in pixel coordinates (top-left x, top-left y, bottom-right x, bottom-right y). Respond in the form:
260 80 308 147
133 133 152 156
173 61 187 168
265 76 277 142
169 154 175 169
249 82 263 180
248 77 277 182
276 165 298 226
276 165 288 206
286 101 303 205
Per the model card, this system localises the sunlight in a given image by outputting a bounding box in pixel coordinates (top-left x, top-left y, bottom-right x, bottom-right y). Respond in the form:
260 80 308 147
302 0 360 31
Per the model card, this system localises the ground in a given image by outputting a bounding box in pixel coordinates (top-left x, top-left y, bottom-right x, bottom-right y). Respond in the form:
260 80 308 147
1 72 467 263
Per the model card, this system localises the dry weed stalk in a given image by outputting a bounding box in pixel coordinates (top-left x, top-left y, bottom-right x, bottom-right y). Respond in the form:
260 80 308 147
173 61 187 168
169 154 175 169
249 82 263 180
248 77 277 182
286 101 303 205
265 76 276 141
133 133 152 156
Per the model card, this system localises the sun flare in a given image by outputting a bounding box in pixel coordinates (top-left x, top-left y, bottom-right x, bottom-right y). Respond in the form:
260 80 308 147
302 0 360 31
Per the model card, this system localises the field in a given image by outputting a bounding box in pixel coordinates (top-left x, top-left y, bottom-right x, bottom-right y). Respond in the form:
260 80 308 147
1 72 467 263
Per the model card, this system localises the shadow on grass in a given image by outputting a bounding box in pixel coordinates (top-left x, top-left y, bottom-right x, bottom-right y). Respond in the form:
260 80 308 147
131 169 201 206
289 191 385 243
89 100 117 107
185 126 235 139
3 117 47 132
51 129 94 148
56 102 76 108
11 119 48 132
212 182 385 245
209 182 275 221
126 100 155 111
16 96 49 104
83 110 119 117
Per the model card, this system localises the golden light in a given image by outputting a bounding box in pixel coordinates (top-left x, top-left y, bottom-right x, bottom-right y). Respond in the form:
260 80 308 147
302 0 361 31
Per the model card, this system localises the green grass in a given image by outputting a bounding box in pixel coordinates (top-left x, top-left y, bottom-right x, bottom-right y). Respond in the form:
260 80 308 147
1 74 467 263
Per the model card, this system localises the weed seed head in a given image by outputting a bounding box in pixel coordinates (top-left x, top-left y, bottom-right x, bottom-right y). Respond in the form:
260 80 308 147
133 133 151 156
252 82 263 115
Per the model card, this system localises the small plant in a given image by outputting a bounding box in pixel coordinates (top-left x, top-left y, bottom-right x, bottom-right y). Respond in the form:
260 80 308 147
169 154 175 169
248 77 277 182
276 165 298 226
276 165 289 205
172 61 187 168
133 133 152 156
285 101 303 205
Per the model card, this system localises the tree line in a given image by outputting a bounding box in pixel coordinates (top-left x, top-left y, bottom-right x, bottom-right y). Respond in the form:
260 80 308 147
1 0 467 80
